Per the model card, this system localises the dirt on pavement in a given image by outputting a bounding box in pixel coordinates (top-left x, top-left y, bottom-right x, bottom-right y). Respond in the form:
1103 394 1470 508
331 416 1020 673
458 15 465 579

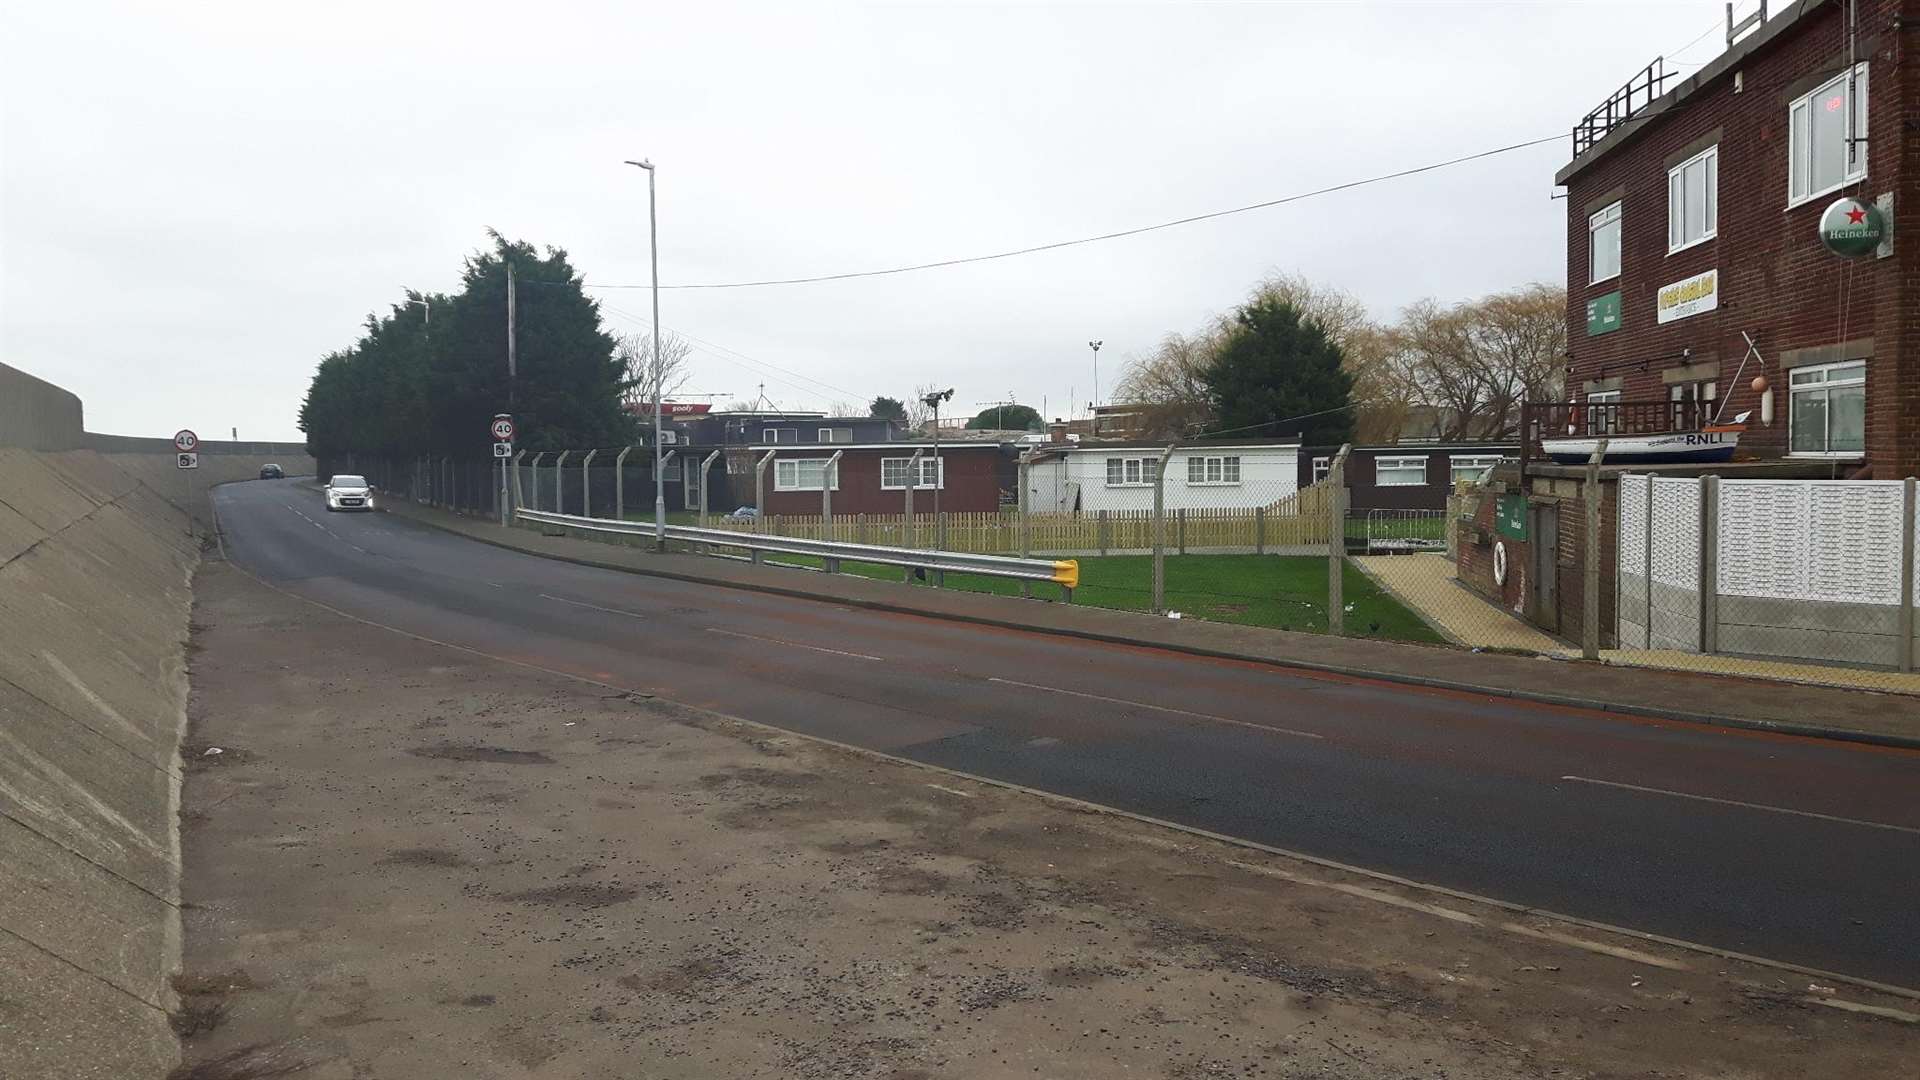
172 561 1917 1079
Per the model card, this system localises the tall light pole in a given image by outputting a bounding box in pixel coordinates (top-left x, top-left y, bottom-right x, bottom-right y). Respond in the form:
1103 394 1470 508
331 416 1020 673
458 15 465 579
1088 340 1103 417
626 158 666 551
922 388 954 555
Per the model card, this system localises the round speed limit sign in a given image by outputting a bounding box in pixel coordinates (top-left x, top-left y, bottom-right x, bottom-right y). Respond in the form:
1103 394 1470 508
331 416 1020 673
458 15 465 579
173 429 199 452
491 417 515 441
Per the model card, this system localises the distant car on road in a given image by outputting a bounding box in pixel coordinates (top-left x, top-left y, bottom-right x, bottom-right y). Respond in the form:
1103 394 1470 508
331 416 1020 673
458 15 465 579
259 464 284 479
324 474 374 512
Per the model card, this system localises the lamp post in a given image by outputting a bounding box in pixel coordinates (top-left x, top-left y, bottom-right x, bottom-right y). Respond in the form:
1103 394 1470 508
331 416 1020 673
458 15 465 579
1088 340 1103 415
625 158 666 551
921 388 954 560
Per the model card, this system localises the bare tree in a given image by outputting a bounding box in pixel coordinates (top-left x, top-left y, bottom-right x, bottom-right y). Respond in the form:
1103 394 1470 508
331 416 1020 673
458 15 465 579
617 331 694 411
1114 329 1220 438
1393 284 1565 440
825 400 859 418
906 383 944 432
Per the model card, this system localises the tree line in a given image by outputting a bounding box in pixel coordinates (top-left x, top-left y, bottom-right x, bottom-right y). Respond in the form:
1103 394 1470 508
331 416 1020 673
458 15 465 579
300 232 640 461
1116 274 1566 445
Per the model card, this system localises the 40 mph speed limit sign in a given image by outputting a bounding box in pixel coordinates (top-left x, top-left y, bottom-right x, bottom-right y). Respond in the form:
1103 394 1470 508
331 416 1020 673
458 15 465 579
174 429 199 452
491 416 514 441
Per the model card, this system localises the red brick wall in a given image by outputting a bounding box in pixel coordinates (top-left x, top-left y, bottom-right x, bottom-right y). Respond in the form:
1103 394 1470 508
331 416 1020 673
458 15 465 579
759 448 1007 516
1562 0 1917 476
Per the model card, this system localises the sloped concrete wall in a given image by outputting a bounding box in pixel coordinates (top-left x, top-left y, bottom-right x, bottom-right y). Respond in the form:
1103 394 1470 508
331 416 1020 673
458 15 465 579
0 364 86 452
0 447 199 1079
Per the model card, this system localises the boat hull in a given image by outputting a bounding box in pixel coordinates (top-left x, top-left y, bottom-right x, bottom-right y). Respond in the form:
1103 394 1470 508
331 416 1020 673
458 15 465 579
1541 429 1740 465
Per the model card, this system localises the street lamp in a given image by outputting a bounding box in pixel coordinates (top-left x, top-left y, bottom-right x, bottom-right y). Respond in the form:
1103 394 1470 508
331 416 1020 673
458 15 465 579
404 292 430 325
922 388 954 552
624 158 666 552
1088 340 1103 417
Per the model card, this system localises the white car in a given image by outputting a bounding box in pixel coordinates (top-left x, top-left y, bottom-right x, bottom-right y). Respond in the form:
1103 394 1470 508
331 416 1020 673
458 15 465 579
324 474 375 512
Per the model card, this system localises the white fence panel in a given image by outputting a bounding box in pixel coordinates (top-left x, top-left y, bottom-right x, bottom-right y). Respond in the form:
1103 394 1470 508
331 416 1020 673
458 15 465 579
1718 480 1904 603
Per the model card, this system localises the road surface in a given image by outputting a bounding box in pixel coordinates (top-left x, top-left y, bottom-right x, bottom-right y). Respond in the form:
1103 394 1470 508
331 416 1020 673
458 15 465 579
215 478 1920 988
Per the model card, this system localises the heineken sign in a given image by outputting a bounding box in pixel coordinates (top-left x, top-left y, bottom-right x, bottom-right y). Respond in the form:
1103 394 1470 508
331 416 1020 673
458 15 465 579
1819 196 1886 258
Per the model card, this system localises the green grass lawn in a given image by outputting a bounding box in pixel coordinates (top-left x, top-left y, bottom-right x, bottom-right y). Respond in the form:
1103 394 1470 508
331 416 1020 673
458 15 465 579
727 551 1442 644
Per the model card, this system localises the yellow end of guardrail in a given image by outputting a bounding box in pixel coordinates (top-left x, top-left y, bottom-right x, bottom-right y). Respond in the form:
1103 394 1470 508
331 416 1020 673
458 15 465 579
1052 559 1079 590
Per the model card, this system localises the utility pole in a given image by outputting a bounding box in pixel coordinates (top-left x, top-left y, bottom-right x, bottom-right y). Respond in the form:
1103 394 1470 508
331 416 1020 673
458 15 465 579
505 265 516 405
626 158 666 552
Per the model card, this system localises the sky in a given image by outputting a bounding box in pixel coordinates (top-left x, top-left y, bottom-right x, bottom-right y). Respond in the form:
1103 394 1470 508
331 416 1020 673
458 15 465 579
1 0 1744 442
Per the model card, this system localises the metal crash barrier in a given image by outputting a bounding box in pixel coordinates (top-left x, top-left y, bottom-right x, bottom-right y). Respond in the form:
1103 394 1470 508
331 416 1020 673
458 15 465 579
515 508 1078 602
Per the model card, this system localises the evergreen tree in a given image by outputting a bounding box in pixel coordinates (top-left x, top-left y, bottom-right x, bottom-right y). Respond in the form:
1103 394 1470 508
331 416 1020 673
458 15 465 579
1200 295 1353 445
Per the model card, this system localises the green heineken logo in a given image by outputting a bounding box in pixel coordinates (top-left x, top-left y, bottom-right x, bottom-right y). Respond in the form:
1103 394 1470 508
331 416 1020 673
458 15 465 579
1819 197 1886 258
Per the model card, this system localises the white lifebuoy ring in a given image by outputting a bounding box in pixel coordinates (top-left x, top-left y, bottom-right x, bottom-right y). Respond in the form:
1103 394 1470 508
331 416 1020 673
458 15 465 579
1492 540 1508 586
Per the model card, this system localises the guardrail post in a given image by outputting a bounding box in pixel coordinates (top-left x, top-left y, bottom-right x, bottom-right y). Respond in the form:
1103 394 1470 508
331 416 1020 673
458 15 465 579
1900 477 1916 673
582 449 600 518
1583 440 1609 659
1328 444 1350 635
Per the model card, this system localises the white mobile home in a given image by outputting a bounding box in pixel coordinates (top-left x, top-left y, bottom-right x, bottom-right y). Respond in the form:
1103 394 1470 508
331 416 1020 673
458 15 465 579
1025 440 1300 513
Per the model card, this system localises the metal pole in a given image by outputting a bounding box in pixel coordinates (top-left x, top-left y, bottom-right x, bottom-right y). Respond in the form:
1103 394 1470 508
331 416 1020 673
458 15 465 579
615 445 634 520
1328 444 1351 635
930 406 945 586
511 450 526 522
1582 440 1609 660
582 449 599 517
183 458 194 539
698 449 722 528
633 160 666 552
1151 444 1175 614
554 451 571 514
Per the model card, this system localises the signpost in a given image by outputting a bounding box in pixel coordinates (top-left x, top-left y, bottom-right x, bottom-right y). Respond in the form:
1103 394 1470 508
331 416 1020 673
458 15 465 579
174 430 199 539
492 414 514 526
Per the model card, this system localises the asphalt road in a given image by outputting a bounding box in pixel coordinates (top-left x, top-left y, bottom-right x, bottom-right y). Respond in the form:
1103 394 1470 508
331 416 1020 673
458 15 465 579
215 478 1920 988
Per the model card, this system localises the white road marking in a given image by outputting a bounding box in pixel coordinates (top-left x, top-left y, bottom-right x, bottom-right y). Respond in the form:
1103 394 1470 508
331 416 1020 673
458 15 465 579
988 676 1324 740
926 783 976 799
1228 860 1482 925
1561 776 1920 836
704 627 883 661
486 582 503 589
542 594 648 620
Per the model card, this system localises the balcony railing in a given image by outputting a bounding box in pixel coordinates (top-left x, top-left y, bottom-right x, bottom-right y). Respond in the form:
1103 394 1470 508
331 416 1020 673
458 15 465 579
1571 57 1673 157
1519 400 1717 470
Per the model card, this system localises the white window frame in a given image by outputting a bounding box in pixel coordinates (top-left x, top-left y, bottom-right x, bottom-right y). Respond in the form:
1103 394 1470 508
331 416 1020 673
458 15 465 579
1588 201 1622 284
1786 360 1866 458
817 427 853 443
762 427 797 444
772 457 840 491
1311 456 1331 484
1787 64 1868 208
1375 456 1429 488
1185 454 1242 486
879 456 945 490
1586 389 1621 436
1104 456 1155 488
1447 455 1503 484
1666 145 1717 254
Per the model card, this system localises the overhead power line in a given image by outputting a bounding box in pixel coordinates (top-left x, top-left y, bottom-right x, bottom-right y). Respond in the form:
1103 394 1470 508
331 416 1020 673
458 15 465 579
574 134 1565 291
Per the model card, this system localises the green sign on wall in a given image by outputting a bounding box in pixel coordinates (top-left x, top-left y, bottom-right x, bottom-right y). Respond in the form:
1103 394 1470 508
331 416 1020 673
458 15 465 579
1496 494 1528 540
1586 290 1622 336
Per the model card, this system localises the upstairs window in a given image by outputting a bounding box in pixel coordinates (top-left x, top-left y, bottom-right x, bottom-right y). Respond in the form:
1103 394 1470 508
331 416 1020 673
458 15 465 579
1311 456 1331 484
1667 146 1717 252
1586 389 1621 436
818 427 854 443
1788 64 1868 205
762 427 796 443
1588 201 1621 284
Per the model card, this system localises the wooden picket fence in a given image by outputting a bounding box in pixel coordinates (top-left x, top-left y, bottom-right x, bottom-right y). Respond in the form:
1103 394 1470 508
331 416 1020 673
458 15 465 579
702 483 1334 555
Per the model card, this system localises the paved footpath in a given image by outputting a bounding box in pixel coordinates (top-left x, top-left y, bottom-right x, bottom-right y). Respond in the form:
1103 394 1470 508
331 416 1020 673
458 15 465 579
395 500 1920 749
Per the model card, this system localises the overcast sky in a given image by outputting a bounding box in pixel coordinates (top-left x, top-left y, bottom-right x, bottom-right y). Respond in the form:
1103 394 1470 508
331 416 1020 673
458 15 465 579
2 0 1741 441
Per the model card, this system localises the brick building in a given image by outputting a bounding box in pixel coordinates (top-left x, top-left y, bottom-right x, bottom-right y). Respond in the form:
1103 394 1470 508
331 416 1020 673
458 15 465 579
754 443 1013 517
1549 0 1917 477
